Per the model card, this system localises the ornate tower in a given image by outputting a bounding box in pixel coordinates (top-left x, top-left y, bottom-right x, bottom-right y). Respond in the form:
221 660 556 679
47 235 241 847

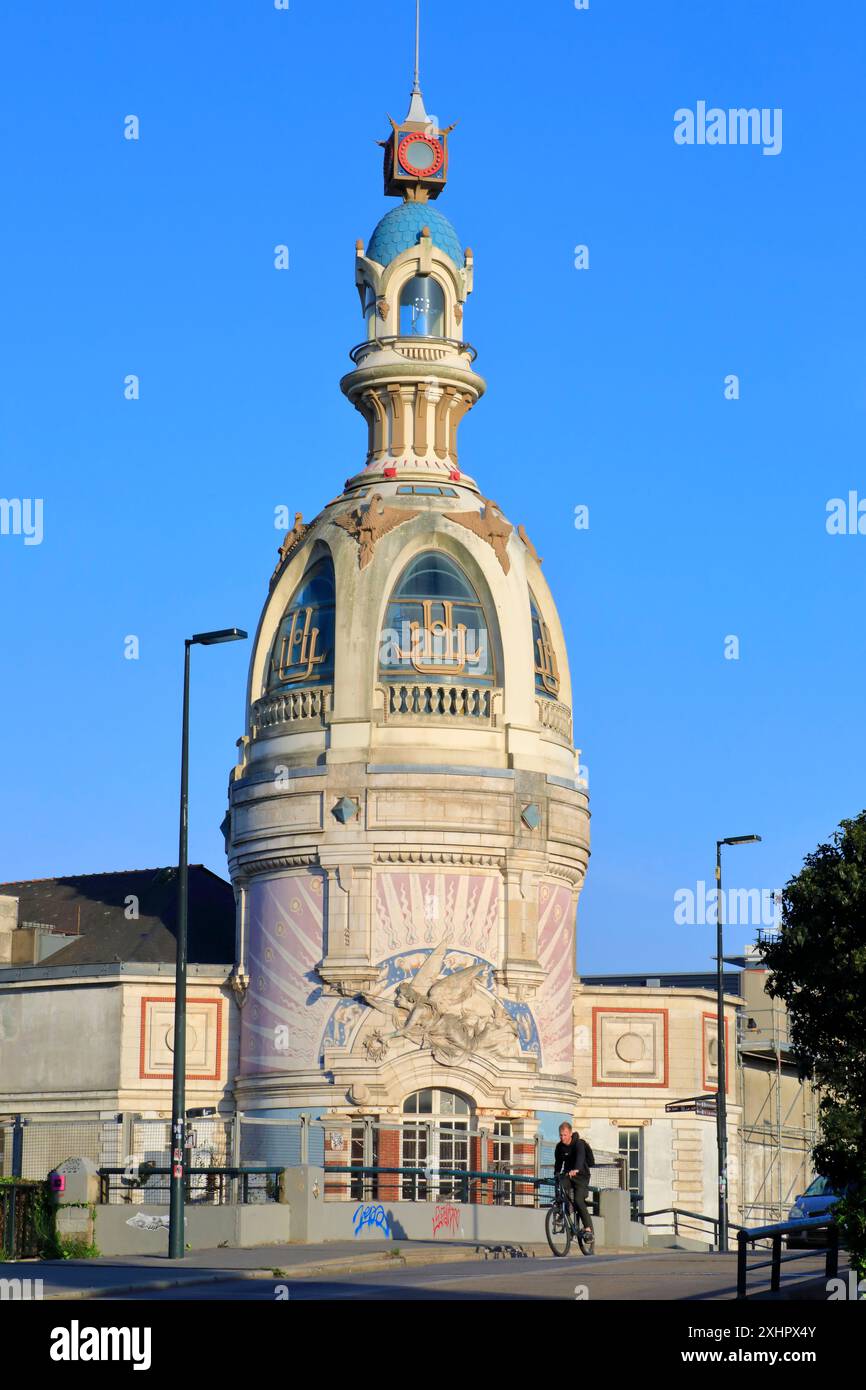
226 26 590 1150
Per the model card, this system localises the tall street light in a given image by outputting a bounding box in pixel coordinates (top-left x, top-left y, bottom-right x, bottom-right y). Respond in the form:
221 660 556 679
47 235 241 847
715 833 762 1254
169 628 247 1260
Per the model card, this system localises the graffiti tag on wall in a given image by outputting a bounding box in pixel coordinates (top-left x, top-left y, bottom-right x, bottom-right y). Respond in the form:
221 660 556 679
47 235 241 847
353 1204 391 1238
432 1203 460 1237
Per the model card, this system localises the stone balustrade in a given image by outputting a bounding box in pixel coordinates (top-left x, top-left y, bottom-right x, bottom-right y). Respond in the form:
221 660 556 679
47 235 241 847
536 697 573 745
382 682 497 722
252 686 332 732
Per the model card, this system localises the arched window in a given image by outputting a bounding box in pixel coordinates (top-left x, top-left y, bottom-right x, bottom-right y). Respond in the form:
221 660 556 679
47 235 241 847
530 592 560 699
379 552 495 685
401 1088 472 1201
399 274 445 337
266 558 335 692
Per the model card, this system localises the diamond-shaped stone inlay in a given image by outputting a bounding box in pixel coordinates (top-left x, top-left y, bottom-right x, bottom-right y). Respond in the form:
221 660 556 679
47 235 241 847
521 803 541 830
332 796 360 825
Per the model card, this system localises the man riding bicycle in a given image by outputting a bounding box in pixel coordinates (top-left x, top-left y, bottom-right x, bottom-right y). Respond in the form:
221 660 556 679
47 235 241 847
553 1122 595 1238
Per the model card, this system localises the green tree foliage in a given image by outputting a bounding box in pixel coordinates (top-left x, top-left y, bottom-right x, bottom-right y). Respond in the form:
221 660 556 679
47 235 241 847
760 811 866 1277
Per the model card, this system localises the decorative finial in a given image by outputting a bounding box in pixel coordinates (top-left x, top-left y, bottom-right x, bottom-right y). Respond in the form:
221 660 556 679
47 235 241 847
380 1 452 202
413 0 421 96
405 0 428 127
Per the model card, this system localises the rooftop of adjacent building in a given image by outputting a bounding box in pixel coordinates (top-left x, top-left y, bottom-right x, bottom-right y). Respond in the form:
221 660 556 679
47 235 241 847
582 969 744 994
0 866 234 967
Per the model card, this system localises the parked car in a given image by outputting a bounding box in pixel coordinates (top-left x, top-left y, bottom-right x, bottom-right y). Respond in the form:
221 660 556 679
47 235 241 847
786 1176 841 1247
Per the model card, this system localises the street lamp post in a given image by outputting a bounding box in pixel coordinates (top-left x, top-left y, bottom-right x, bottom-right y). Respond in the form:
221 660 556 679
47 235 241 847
168 628 247 1261
715 833 761 1254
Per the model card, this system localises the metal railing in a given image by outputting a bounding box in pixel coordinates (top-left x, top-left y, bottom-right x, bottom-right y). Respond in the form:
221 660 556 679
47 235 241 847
640 1206 747 1250
97 1166 284 1206
0 1116 124 1181
323 1165 617 1214
736 1216 839 1298
1 1181 46 1259
349 336 478 365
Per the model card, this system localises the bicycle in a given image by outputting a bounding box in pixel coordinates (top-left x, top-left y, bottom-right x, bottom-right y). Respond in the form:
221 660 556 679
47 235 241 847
545 1180 596 1257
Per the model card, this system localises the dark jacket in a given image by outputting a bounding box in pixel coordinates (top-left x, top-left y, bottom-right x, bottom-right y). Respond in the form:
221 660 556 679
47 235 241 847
554 1135 590 1181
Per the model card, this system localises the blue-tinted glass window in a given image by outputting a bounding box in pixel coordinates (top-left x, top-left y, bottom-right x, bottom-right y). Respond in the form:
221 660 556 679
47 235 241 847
380 552 494 684
530 593 561 699
399 275 445 337
267 558 335 691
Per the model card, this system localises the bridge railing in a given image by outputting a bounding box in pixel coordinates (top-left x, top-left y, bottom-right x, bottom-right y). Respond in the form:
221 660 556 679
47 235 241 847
322 1165 621 1213
638 1206 746 1250
96 1165 285 1206
736 1216 839 1298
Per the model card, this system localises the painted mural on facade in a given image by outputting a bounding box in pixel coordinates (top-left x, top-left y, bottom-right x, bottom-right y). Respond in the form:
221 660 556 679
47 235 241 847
372 870 498 961
534 881 575 1071
241 872 330 1074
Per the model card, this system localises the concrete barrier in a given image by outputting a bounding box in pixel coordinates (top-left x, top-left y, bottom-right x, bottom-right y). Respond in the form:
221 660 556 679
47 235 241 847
599 1189 647 1248
93 1203 291 1256
88 1166 639 1254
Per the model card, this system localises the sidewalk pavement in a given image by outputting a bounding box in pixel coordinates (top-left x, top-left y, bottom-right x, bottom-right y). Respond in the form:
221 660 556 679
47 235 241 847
5 1237 543 1300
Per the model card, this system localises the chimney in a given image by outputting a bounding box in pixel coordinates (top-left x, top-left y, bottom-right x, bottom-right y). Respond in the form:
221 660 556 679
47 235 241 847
0 895 19 965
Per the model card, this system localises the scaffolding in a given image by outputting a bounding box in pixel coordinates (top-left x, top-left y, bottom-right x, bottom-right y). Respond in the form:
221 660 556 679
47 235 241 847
737 1002 817 1226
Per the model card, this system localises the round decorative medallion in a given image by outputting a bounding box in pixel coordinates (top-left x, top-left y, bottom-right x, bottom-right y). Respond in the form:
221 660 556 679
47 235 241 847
615 1031 646 1063
165 1024 199 1053
398 133 445 178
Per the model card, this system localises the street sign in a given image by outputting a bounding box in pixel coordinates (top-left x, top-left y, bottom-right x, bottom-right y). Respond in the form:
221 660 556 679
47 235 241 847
665 1095 717 1117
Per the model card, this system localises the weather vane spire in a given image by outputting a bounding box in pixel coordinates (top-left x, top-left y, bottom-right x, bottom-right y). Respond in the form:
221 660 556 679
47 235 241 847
413 0 421 95
380 0 453 201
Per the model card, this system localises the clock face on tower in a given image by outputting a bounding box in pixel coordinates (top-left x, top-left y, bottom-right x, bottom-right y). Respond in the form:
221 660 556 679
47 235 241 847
398 132 445 178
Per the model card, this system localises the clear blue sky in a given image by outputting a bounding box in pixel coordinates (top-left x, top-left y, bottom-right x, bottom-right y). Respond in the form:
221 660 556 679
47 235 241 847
2 1 864 973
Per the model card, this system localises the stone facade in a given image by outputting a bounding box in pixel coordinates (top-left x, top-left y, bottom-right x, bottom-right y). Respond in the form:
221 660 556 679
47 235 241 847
0 963 235 1121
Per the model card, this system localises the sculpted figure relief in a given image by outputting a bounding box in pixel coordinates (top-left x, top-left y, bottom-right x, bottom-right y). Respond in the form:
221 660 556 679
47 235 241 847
271 511 310 584
321 939 522 1067
444 499 513 574
332 494 421 569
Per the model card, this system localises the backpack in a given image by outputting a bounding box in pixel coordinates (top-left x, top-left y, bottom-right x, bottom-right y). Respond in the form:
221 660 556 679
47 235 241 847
582 1141 595 1174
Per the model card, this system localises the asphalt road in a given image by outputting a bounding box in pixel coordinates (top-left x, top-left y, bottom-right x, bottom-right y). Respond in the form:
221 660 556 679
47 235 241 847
107 1249 838 1301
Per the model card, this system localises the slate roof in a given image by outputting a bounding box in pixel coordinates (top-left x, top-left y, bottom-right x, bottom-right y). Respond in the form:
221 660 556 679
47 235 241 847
0 866 235 967
367 202 463 268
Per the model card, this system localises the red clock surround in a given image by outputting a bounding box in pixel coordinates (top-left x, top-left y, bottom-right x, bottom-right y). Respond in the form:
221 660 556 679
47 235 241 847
398 133 445 178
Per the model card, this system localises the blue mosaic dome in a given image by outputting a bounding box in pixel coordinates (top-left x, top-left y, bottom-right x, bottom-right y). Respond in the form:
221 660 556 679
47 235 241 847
367 203 463 268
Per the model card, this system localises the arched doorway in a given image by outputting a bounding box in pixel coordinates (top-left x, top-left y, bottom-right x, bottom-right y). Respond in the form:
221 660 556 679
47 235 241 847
401 1088 473 1200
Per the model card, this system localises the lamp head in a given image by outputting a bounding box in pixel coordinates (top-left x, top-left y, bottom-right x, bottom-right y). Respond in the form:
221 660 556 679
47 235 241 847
191 628 248 646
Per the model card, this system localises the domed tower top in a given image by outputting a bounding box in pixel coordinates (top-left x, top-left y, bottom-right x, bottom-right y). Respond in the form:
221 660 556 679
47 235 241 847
341 1 481 495
235 6 582 796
